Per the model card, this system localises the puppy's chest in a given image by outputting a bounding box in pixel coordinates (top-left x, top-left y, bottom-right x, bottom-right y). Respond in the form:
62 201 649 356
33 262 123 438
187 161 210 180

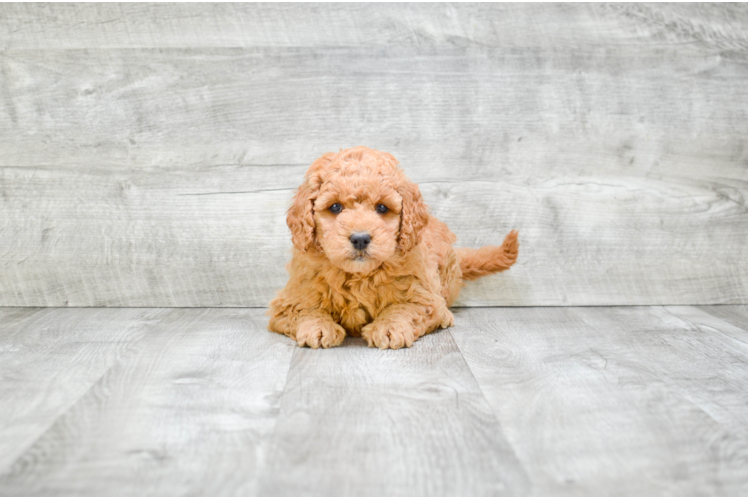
327 278 406 334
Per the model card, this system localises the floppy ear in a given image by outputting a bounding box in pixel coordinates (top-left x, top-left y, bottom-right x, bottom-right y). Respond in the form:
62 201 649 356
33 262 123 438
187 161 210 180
397 179 430 253
287 153 334 252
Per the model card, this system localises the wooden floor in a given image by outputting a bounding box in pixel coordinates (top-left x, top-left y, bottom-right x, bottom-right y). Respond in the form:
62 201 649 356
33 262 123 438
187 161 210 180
0 306 747 495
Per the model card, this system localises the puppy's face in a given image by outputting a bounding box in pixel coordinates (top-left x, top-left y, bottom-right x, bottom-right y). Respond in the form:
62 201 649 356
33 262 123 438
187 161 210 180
313 174 403 274
287 147 429 274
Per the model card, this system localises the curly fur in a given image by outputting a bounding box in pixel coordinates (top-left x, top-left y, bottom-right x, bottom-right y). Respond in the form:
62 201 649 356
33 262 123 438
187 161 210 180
268 146 518 349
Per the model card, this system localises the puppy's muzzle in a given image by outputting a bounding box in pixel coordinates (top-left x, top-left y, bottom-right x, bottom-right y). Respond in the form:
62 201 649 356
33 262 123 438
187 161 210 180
350 232 371 251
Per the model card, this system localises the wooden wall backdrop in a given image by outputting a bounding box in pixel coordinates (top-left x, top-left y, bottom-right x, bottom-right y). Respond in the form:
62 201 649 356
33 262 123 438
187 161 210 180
1 3 747 307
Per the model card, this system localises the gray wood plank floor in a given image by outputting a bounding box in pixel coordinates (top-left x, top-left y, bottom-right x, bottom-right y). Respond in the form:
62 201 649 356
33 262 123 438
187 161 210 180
1 306 748 495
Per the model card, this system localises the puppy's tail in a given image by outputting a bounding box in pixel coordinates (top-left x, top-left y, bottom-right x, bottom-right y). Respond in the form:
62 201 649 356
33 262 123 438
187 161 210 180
456 230 519 281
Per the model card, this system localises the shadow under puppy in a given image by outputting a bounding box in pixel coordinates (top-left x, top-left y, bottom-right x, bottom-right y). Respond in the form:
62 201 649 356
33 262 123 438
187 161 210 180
268 146 518 349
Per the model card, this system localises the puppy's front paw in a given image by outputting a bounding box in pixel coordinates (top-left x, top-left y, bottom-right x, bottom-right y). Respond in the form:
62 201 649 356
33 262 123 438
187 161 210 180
361 318 417 350
440 309 455 328
296 318 346 349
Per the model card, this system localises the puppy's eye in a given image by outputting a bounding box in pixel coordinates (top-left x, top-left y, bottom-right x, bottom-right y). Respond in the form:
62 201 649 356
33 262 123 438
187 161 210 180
329 203 343 214
376 204 389 214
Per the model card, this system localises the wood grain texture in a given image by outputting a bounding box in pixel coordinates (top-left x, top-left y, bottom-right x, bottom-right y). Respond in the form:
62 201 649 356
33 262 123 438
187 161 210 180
0 308 296 496
1 4 747 306
0 307 168 472
257 332 529 496
450 306 748 495
1 4 747 50
2 306 748 495
699 305 748 333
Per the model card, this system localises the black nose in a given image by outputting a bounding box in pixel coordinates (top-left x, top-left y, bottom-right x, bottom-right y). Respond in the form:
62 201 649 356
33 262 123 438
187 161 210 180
350 232 371 250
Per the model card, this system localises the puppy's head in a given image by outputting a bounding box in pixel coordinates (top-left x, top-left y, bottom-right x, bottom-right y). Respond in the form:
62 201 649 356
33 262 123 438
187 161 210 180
287 146 429 274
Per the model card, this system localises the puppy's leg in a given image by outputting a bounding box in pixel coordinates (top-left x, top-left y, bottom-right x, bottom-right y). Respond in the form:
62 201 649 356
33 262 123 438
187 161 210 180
269 305 346 349
295 311 347 349
361 301 454 350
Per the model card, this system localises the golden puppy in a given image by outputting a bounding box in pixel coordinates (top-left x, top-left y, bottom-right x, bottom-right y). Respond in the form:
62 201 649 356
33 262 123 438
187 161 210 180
268 146 518 349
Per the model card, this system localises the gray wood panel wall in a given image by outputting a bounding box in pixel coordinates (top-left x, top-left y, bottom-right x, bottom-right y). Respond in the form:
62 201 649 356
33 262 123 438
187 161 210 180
1 3 747 307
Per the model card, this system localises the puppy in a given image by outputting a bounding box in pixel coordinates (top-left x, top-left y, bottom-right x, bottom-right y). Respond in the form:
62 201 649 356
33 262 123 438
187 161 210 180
268 146 518 349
